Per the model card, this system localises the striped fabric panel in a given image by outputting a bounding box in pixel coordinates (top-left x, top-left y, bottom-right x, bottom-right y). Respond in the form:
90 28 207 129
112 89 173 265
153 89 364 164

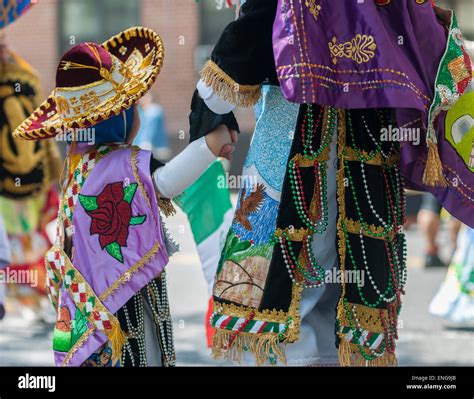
340 326 384 350
212 313 284 334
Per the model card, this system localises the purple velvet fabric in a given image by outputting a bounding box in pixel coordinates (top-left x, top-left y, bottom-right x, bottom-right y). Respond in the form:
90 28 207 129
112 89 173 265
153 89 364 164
272 0 446 112
53 147 168 366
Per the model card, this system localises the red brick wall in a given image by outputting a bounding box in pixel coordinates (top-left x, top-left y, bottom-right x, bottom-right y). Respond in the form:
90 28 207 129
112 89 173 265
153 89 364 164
141 0 255 150
141 0 199 141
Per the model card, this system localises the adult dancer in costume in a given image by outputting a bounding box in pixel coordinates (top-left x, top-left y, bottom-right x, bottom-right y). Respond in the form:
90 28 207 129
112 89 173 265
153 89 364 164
0 1 61 319
0 215 11 320
189 0 473 366
0 0 33 28
13 27 235 367
429 76 474 325
429 224 474 325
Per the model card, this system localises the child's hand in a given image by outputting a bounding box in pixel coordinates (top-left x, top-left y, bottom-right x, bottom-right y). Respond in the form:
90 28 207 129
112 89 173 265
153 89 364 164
205 124 238 160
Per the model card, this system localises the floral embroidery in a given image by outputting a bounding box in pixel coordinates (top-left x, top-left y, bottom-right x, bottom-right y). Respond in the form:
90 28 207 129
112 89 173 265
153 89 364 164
329 34 377 65
79 182 147 263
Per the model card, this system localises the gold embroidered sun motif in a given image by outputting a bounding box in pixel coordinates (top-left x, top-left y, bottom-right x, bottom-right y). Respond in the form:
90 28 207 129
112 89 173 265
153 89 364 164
305 0 321 21
329 34 377 65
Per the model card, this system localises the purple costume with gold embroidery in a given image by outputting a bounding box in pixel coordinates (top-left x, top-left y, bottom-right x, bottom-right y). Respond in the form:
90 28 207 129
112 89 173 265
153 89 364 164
47 145 169 366
273 1 474 227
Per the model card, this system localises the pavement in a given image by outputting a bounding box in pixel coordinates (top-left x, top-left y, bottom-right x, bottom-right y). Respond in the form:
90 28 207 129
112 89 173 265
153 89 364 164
0 203 473 366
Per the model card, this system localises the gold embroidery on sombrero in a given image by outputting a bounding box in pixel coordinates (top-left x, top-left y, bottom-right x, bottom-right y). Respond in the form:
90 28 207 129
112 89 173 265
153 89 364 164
12 27 164 141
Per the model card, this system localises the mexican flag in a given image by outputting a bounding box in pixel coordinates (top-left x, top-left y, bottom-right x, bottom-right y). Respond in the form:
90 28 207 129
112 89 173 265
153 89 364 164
174 160 233 346
174 159 234 296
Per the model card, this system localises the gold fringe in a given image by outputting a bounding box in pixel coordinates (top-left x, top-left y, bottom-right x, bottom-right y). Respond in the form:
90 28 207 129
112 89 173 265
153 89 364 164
200 60 261 108
157 197 176 217
422 141 447 187
338 333 353 367
338 333 398 367
211 329 286 366
107 320 128 362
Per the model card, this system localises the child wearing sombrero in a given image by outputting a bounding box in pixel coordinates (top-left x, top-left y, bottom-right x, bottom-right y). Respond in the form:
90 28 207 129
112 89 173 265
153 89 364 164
13 27 237 367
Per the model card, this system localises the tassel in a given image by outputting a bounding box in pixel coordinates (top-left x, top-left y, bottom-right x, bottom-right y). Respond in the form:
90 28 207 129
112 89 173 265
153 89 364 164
337 333 352 367
338 334 398 367
200 60 261 108
367 351 398 367
107 321 127 362
422 141 447 187
211 329 286 366
157 197 176 217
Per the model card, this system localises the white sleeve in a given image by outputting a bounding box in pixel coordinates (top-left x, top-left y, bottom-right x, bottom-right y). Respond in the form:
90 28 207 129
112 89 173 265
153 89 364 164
153 136 216 199
197 79 236 115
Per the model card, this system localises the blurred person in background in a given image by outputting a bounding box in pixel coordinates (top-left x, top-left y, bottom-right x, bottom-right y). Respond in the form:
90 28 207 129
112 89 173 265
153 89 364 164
0 29 60 322
417 193 461 267
0 215 11 320
133 93 171 162
429 223 474 325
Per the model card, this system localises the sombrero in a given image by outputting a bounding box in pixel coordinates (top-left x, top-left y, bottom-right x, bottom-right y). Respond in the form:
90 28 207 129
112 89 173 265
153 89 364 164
0 0 34 29
13 26 164 140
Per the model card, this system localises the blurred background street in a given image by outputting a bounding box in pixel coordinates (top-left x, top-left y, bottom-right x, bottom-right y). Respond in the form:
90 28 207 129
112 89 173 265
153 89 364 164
1 200 473 366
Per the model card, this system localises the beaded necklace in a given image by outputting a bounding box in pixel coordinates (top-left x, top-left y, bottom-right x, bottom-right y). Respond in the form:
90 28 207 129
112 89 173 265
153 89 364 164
341 109 407 361
272 105 336 288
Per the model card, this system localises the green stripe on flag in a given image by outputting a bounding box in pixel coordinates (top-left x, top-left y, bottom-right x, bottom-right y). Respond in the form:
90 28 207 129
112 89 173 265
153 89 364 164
174 160 232 244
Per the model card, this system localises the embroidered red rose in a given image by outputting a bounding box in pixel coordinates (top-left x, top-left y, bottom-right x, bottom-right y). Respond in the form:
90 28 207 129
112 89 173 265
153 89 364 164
79 182 147 263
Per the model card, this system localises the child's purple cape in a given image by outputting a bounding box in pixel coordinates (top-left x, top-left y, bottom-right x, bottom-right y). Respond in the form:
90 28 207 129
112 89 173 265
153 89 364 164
49 146 168 366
